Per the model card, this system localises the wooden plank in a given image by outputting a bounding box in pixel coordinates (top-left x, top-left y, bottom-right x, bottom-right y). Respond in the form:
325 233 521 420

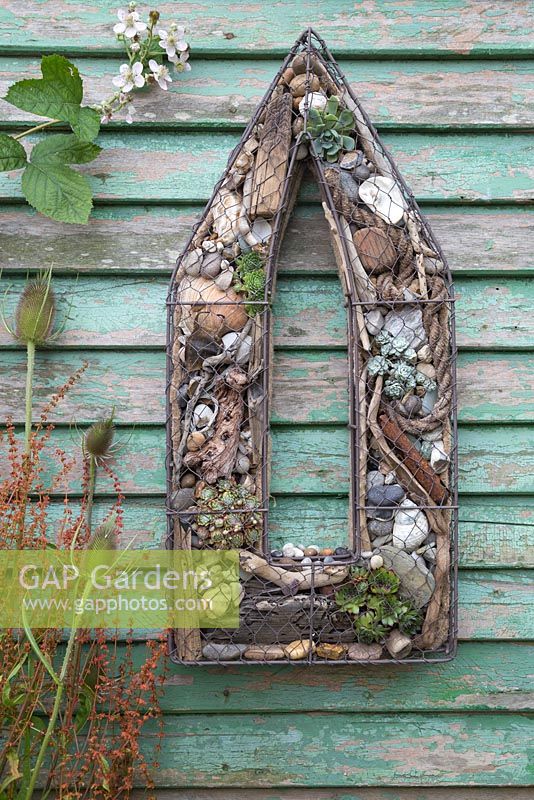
128 792 534 800
1 1 533 56
0 204 528 274
158 642 534 713
135 712 532 786
43 495 534 568
0 133 533 203
1 275 532 349
1 206 532 277
2 58 533 130
2 424 533 496
1 351 532 424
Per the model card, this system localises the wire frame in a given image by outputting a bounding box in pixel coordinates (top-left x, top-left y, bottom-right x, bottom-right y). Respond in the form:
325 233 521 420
166 29 459 665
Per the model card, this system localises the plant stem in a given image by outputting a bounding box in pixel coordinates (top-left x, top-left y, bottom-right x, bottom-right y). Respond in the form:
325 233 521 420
22 627 77 800
13 120 60 140
24 341 35 455
85 455 96 531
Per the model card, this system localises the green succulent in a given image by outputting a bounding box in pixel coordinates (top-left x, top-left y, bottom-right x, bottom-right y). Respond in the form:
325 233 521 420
194 478 261 550
367 355 390 377
234 251 266 316
416 370 437 392
335 566 422 644
307 95 355 163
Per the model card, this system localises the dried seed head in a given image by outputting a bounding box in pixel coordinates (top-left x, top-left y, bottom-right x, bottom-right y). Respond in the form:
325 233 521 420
15 274 56 345
88 513 118 551
84 412 115 461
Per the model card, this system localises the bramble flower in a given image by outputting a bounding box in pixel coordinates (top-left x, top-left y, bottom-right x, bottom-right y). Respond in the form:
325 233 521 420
148 59 172 90
171 49 192 72
112 61 145 92
158 25 188 59
113 7 147 38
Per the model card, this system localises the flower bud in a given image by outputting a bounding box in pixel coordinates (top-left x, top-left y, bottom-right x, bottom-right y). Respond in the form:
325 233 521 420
84 413 115 461
15 274 56 345
149 9 160 24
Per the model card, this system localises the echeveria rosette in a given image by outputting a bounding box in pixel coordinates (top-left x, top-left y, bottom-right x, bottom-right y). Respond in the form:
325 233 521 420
308 95 356 163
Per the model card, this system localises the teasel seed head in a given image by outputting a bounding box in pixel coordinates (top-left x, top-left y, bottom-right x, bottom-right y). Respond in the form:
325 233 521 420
84 411 115 462
15 271 56 345
88 512 118 551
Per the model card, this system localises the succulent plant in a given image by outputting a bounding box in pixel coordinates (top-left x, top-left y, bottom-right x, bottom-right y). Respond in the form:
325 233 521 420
367 355 390 377
194 477 261 549
335 566 422 644
307 95 355 163
416 370 437 392
234 250 266 316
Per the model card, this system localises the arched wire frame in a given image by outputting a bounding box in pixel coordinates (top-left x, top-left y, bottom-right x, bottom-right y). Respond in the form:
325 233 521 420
166 29 459 665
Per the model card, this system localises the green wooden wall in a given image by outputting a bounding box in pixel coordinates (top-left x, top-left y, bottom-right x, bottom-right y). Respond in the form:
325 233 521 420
1 1 533 795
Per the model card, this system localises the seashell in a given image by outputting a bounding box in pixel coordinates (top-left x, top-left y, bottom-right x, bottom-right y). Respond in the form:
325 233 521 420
212 190 243 245
359 175 406 225
417 344 432 363
392 499 429 551
235 454 250 474
200 251 223 278
179 277 247 337
214 269 234 290
385 629 412 659
202 239 218 253
299 91 327 115
186 431 205 451
289 74 320 96
182 248 203 276
234 151 253 173
191 401 217 433
221 331 252 365
283 639 314 660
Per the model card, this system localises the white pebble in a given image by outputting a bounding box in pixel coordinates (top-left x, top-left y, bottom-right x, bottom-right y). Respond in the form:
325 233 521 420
370 554 384 570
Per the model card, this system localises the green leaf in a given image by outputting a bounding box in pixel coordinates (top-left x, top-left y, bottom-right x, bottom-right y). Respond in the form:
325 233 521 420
31 134 101 165
22 162 93 224
0 133 27 171
342 135 355 151
5 55 100 142
337 109 355 130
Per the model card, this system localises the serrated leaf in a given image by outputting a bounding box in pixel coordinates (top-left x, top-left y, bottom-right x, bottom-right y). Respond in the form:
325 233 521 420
5 54 100 142
0 133 27 171
22 161 93 224
31 134 101 166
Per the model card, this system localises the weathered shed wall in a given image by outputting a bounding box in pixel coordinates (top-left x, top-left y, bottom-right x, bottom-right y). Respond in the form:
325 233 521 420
0 1 532 795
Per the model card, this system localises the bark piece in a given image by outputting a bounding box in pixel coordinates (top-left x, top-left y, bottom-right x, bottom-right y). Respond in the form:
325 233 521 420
379 413 448 504
249 91 292 219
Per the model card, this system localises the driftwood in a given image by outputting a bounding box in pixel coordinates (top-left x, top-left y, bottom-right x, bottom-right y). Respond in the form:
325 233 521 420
249 91 292 219
240 551 349 592
184 366 248 483
379 413 448 504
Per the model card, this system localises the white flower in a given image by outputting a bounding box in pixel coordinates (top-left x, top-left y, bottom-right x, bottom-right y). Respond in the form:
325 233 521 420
148 59 172 90
158 26 188 59
125 103 136 124
171 49 192 72
112 61 145 93
113 8 147 38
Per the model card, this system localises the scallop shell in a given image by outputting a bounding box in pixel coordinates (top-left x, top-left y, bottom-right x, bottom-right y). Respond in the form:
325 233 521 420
358 175 406 225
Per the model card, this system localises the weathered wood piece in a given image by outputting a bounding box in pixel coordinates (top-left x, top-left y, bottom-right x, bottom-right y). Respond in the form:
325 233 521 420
249 91 292 219
183 366 247 483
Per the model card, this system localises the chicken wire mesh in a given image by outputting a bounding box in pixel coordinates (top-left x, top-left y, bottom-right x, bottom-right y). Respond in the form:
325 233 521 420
166 29 459 665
